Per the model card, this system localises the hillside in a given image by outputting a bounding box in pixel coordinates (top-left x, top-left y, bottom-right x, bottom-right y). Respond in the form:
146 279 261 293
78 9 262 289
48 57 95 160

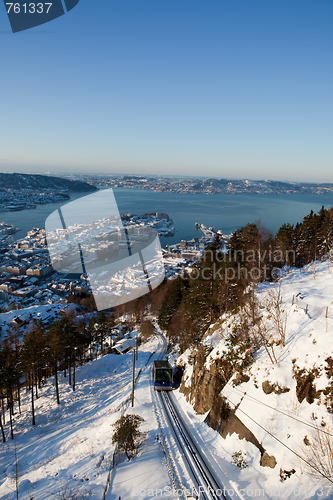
0 334 171 500
88 174 333 195
0 173 97 192
175 258 333 499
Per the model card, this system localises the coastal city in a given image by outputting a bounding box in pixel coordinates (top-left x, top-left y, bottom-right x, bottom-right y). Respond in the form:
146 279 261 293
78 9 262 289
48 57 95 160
1 2 332 498
64 174 333 195
0 188 70 212
0 172 97 213
0 215 221 314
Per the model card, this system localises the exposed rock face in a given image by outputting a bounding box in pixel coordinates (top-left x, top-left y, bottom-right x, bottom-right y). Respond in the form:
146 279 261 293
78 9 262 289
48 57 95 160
205 396 264 453
260 452 277 469
262 380 290 395
303 435 310 446
233 372 250 386
179 346 233 414
293 366 321 404
179 349 276 469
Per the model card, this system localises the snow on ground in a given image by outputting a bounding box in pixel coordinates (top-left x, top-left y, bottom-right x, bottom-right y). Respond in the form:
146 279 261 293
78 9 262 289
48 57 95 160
2 260 333 500
0 303 78 339
0 335 172 500
176 259 333 500
106 353 175 500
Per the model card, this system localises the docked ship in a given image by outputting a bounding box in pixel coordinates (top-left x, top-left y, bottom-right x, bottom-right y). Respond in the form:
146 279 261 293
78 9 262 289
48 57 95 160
6 204 27 211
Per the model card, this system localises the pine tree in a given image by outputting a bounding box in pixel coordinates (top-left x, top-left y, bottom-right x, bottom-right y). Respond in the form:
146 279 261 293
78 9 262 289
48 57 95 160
274 223 295 269
0 340 19 439
112 415 144 460
95 311 108 355
46 322 65 405
158 276 187 331
21 320 46 425
275 206 333 267
0 347 6 442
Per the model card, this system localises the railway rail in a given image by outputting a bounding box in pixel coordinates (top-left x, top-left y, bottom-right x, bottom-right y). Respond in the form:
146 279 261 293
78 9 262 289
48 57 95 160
158 390 230 500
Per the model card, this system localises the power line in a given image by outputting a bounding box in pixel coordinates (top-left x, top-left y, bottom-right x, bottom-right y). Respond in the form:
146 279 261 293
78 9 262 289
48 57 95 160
230 386 333 438
225 396 333 484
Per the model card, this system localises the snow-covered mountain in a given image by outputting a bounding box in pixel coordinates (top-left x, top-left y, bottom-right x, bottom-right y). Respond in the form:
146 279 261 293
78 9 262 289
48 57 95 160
176 258 333 499
1 258 333 500
0 173 97 192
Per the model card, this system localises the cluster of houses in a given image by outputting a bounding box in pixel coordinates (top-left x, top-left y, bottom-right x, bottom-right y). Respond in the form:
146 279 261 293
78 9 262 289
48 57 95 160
162 233 228 278
0 227 89 312
47 212 174 275
0 188 70 212
0 213 225 314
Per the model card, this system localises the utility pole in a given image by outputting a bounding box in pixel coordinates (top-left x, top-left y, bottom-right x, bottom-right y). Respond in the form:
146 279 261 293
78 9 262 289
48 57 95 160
131 348 135 407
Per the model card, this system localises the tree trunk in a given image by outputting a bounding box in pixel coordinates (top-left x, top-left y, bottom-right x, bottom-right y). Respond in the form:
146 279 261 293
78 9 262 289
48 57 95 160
73 361 76 392
271 343 278 364
257 330 276 365
68 356 72 386
9 402 14 440
16 378 21 415
10 388 15 416
54 361 60 405
0 410 5 442
1 394 5 425
31 371 35 426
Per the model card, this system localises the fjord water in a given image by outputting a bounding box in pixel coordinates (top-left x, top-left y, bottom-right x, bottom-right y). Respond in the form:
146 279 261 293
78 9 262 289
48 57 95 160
1 187 333 246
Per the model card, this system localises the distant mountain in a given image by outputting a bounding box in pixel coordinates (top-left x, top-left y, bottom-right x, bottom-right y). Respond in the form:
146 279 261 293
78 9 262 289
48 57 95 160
0 173 98 192
88 174 333 195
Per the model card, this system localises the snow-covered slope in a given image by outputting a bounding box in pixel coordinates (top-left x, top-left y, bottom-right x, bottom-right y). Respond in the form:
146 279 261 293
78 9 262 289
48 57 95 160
177 259 333 500
0 336 172 500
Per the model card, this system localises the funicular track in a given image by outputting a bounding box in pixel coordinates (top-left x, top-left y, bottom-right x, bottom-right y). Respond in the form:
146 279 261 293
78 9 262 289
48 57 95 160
158 390 229 500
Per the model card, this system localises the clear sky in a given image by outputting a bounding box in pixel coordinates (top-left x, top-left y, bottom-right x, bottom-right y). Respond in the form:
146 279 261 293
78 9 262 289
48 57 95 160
0 0 332 182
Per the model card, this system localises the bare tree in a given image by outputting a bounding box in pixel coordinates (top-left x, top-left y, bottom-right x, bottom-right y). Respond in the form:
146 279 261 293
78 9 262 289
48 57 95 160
265 282 288 347
243 286 277 364
302 419 333 480
251 315 278 365
54 482 92 500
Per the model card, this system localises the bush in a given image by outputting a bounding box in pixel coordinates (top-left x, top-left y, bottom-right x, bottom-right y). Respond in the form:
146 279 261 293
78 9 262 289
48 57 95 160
231 450 248 469
112 414 145 460
54 483 92 499
303 419 333 480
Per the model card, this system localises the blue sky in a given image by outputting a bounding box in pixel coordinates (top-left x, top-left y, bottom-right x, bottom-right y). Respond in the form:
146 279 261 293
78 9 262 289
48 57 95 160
0 0 332 182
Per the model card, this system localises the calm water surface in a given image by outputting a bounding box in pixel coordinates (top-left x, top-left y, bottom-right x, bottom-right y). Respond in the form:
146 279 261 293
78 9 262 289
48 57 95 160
1 188 333 247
